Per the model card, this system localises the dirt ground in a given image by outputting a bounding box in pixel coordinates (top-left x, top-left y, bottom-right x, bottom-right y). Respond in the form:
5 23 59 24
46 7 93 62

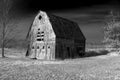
0 49 120 80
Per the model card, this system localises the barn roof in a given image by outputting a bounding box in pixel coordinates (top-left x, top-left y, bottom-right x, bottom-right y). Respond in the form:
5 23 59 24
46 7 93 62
47 13 86 41
26 11 86 41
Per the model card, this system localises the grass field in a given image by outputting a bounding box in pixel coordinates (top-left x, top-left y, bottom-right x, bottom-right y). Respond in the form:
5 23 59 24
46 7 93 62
0 48 120 80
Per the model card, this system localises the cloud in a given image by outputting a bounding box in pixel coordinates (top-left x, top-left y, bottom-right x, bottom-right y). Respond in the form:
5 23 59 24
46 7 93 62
52 4 120 24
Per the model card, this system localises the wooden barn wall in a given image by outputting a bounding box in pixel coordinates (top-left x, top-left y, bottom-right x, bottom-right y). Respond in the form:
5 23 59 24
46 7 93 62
47 41 56 60
28 41 55 60
74 40 86 51
74 40 86 57
55 38 75 59
55 38 86 59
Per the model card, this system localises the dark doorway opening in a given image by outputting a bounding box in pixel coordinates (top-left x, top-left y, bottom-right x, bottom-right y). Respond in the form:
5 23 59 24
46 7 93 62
67 47 71 58
76 47 84 57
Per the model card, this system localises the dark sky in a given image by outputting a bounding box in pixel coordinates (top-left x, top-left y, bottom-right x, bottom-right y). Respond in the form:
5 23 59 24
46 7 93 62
14 0 120 14
11 0 120 43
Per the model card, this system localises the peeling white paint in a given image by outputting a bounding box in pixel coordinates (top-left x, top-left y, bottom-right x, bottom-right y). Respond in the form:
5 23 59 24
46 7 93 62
29 11 56 60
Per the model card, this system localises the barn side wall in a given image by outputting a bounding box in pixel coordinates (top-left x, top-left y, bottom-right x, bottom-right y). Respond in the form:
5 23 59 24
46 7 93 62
55 38 74 59
74 40 86 57
55 38 85 59
46 40 56 60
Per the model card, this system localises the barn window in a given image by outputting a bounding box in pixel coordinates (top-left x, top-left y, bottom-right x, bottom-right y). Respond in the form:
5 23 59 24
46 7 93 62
32 46 34 49
38 28 40 30
37 39 41 41
37 35 41 37
41 35 44 36
37 46 39 49
37 35 44 37
41 31 44 33
43 46 44 49
48 46 50 48
67 47 70 58
37 31 44 35
37 38 44 41
39 15 42 20
37 32 40 34
41 38 44 41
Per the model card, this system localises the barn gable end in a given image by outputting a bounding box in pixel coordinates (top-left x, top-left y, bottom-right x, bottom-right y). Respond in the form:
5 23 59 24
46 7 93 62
26 11 56 60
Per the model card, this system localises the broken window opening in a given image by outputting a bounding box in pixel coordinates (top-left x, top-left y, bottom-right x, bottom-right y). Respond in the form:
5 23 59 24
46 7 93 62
37 32 40 34
37 35 40 37
32 46 34 49
37 39 41 41
41 35 44 36
37 35 44 37
39 15 42 20
41 38 44 41
38 28 40 30
48 46 50 48
37 38 44 41
37 31 44 35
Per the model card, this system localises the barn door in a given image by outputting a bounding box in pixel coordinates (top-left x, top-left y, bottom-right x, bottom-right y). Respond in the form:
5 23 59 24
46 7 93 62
47 45 51 60
36 46 40 59
30 46 36 58
36 45 46 59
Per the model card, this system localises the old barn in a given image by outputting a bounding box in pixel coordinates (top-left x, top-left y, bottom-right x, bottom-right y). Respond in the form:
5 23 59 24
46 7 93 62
26 11 86 60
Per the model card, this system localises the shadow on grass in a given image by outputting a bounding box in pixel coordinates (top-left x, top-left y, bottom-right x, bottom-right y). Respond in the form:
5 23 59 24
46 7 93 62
83 50 109 57
55 50 110 60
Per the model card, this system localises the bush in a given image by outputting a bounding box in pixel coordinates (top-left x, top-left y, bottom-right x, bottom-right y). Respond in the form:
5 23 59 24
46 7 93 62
84 50 109 57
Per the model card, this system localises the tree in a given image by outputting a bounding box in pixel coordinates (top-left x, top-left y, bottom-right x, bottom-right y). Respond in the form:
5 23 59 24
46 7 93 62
103 11 120 51
0 0 17 58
